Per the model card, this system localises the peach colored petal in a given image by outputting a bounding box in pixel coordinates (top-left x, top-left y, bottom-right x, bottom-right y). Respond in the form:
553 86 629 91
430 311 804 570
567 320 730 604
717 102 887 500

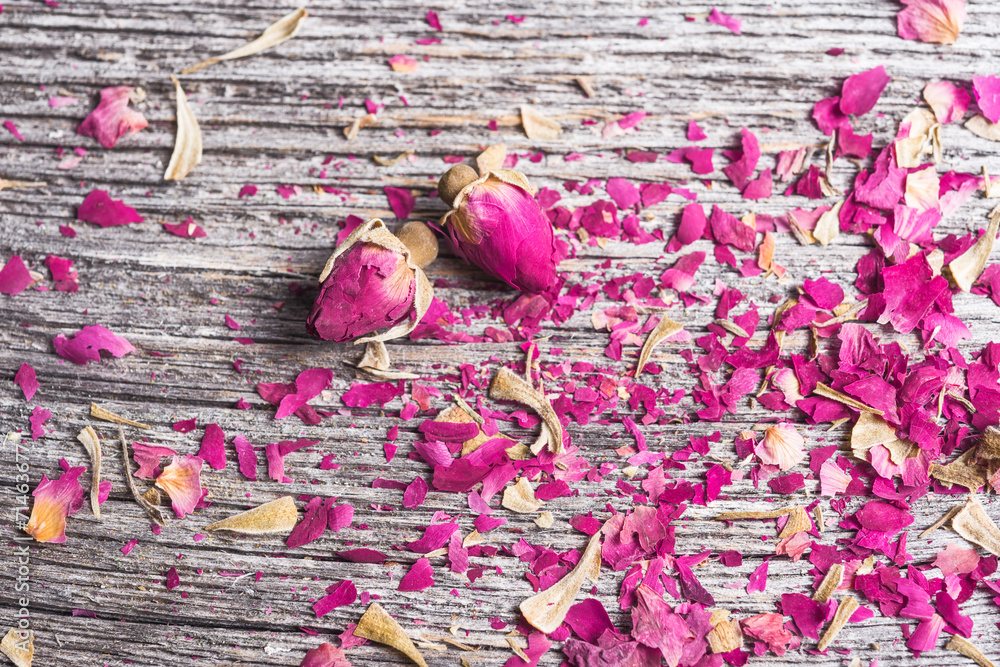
755 423 805 471
25 467 85 543
155 455 204 519
819 459 852 496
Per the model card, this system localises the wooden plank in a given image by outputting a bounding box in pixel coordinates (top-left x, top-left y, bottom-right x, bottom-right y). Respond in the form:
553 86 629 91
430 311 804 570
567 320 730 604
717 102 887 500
2 1 1000 665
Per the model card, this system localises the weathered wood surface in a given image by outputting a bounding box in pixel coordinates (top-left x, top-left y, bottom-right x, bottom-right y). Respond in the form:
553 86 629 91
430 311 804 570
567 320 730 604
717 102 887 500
2 0 1000 665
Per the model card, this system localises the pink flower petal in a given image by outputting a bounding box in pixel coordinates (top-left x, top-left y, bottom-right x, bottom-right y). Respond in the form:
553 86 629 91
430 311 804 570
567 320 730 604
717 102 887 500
77 189 144 227
29 405 51 441
707 6 741 34
0 255 35 295
312 580 357 618
897 0 966 45
973 75 1000 124
26 464 85 543
15 362 38 401
397 557 434 591
233 434 258 480
3 120 24 141
133 442 178 479
199 423 227 470
163 218 207 238
839 65 891 116
155 455 204 519
384 186 416 220
924 80 970 123
53 324 135 366
426 10 442 30
77 86 148 148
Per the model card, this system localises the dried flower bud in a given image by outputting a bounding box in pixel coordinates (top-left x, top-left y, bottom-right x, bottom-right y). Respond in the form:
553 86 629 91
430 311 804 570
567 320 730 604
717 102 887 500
438 167 558 293
306 219 433 344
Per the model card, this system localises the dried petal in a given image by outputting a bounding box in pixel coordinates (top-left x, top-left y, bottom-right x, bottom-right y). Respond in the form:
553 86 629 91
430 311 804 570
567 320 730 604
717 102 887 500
967 114 1000 142
181 7 309 74
0 257 37 296
198 423 227 470
155 455 204 519
777 506 811 539
206 496 298 534
77 190 143 227
476 144 506 175
714 506 796 521
520 105 561 140
813 563 844 603
707 618 742 653
489 367 564 454
930 460 987 491
952 494 1000 556
25 464 85 543
945 205 1000 291
816 595 859 651
898 0 965 44
77 426 103 518
755 423 805 471
77 86 148 148
354 602 429 667
14 363 38 401
117 425 165 526
300 642 352 667
946 636 996 667
519 532 601 634
163 75 202 181
814 381 883 415
0 628 32 667
924 80 970 124
502 477 543 513
635 316 684 375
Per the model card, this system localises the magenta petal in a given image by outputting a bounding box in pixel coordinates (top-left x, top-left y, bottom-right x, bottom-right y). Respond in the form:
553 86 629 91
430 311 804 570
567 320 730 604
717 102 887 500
173 418 197 433
232 434 258 480
397 557 434 591
77 190 144 227
707 6 742 34
747 560 769 592
812 96 852 135
286 497 330 549
676 203 707 246
328 503 354 532
275 368 334 419
198 423 227 470
133 443 178 479
342 381 404 408
802 277 845 310
53 324 135 366
163 218 207 238
78 86 148 148
448 530 468 574
165 566 180 590
337 548 386 563
840 65 891 116
384 186 416 219
312 579 357 618
723 127 761 190
0 256 35 295
406 522 459 553
418 419 478 442
973 75 1000 124
605 177 641 210
15 362 38 402
402 476 429 509
687 120 707 141
300 642 352 667
709 205 756 251
906 614 944 653
29 405 51 441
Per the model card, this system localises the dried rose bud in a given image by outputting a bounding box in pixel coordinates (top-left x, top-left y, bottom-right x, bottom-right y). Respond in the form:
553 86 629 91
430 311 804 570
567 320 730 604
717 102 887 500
306 219 435 343
438 165 558 293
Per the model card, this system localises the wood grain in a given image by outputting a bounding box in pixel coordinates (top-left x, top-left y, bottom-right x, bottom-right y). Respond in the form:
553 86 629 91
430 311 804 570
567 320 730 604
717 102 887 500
3 1 1000 665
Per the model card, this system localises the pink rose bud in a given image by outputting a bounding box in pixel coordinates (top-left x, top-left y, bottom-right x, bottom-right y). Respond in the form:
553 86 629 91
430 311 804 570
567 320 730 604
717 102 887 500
306 219 436 343
438 164 558 293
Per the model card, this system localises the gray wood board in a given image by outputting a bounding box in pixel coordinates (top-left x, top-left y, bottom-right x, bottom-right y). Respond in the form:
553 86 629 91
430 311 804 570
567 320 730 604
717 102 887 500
2 1 1000 665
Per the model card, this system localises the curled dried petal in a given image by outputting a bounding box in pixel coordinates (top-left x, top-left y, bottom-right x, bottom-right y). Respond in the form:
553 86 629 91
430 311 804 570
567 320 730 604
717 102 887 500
163 76 203 181
635 316 684 375
519 532 601 634
77 426 103 518
181 7 308 74
502 477 543 513
520 105 561 140
952 494 1000 556
206 496 298 534
817 595 859 651
489 367 563 454
354 602 428 667
813 563 844 603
